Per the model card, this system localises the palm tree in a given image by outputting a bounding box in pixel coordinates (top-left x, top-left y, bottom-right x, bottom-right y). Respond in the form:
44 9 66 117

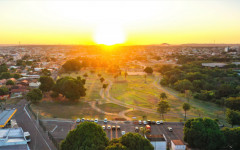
160 92 167 100
182 103 191 120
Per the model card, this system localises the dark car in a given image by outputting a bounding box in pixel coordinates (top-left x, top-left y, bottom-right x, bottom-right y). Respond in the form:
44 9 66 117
112 126 116 130
151 121 156 124
147 120 151 125
117 125 121 130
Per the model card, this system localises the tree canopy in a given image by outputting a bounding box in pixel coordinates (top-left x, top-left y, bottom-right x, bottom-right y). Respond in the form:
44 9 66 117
143 67 153 74
221 127 240 150
0 86 9 96
41 69 51 76
39 76 55 92
62 59 82 72
184 118 225 150
226 109 240 127
157 100 170 120
182 103 191 120
61 122 109 150
225 97 240 111
53 76 86 101
0 64 8 74
6 80 15 85
26 89 43 104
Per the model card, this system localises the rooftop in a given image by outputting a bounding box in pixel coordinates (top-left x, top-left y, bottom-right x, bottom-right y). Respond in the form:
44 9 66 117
172 140 184 145
0 109 17 128
146 134 166 141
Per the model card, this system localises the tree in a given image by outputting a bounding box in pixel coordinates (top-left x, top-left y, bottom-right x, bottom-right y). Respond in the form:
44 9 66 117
83 73 88 78
174 79 193 93
157 100 170 120
182 103 191 120
109 133 153 150
13 73 21 79
0 87 9 96
0 72 11 79
143 67 153 74
62 59 82 72
159 92 167 100
103 84 108 90
0 64 8 74
6 80 15 85
222 127 240 150
225 97 240 111
184 90 192 103
100 77 105 83
26 89 43 104
53 76 86 101
184 118 225 150
39 76 55 93
226 109 240 127
61 122 108 150
41 69 51 76
106 139 126 150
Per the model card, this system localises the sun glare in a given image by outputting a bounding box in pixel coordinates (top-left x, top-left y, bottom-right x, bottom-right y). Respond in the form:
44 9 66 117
94 24 125 45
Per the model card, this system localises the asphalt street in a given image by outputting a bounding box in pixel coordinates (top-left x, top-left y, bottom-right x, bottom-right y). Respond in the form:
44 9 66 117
11 99 56 150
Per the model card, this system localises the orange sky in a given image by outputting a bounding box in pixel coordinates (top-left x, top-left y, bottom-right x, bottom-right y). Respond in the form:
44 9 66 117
1 0 240 45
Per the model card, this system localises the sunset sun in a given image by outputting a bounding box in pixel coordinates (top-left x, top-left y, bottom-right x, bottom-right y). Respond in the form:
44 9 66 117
94 24 125 45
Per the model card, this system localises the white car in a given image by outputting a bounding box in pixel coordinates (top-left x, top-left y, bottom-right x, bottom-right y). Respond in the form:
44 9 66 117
107 125 111 130
143 121 147 125
138 120 142 125
24 132 31 142
104 118 108 123
168 127 173 132
121 131 126 135
94 119 98 123
160 120 164 124
102 125 106 130
76 118 80 123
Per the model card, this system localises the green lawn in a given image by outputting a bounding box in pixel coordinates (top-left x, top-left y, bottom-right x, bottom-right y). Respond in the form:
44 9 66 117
97 103 128 113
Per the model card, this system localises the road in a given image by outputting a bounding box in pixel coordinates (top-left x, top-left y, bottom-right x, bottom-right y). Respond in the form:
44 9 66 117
11 99 56 150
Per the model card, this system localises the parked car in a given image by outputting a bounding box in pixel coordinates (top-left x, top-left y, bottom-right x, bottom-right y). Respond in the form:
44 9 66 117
90 119 94 122
81 118 85 122
156 121 160 125
94 119 98 123
143 121 147 125
112 126 116 130
151 121 156 124
135 127 139 132
146 125 151 132
104 118 108 123
147 120 151 125
76 118 80 123
107 125 111 130
121 131 126 135
139 120 142 125
86 119 89 122
102 125 106 130
168 127 173 132
117 125 121 130
160 120 164 124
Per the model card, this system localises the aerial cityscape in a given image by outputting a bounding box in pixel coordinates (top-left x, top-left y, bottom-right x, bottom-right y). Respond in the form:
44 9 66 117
0 0 240 150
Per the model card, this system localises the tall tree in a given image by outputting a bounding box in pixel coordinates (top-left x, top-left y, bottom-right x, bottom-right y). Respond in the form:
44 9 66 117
159 92 167 100
157 100 170 120
61 122 109 150
182 103 191 120
184 118 225 150
39 76 55 92
26 89 43 104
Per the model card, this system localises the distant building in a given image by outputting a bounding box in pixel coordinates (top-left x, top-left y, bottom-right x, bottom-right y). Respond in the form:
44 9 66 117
146 134 167 150
171 140 186 150
202 63 227 68
29 82 41 88
0 128 30 150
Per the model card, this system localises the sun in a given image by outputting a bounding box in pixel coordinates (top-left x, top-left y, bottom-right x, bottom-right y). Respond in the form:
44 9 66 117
94 24 125 45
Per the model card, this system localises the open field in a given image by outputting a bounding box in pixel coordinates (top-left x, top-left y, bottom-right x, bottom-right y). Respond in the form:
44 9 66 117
97 103 128 113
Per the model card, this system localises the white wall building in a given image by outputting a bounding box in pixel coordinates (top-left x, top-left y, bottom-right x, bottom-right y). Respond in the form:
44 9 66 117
146 134 167 150
171 140 186 150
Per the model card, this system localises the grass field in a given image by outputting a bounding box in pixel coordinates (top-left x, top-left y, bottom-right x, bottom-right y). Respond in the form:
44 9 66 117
31 101 118 120
97 103 128 113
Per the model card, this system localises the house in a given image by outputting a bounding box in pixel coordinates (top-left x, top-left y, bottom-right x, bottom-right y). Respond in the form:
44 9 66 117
29 82 41 88
171 140 186 150
10 88 29 98
146 134 167 150
0 79 7 85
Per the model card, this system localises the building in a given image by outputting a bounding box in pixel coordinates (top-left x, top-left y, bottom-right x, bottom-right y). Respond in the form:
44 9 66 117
0 109 17 128
171 140 186 150
146 134 167 150
0 128 30 150
29 82 41 88
202 63 227 68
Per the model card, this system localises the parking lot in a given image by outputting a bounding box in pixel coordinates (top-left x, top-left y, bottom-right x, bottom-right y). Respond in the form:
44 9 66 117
42 119 184 144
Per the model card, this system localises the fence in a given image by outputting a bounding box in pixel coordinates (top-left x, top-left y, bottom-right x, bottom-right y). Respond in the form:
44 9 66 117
27 104 60 150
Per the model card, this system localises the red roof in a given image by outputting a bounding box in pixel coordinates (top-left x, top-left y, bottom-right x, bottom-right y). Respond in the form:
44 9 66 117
172 140 184 145
11 89 28 93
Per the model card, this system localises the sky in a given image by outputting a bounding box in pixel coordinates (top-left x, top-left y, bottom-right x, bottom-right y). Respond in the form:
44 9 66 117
1 0 240 45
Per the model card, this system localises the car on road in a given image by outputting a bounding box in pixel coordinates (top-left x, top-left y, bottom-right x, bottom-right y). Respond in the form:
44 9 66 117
147 120 151 125
24 132 31 143
168 127 173 132
151 121 156 124
112 126 116 130
81 118 85 122
94 119 98 123
138 120 142 125
117 125 121 130
107 125 111 130
104 118 108 123
143 121 147 125
76 118 80 123
102 125 106 130
121 131 126 135
135 127 139 132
